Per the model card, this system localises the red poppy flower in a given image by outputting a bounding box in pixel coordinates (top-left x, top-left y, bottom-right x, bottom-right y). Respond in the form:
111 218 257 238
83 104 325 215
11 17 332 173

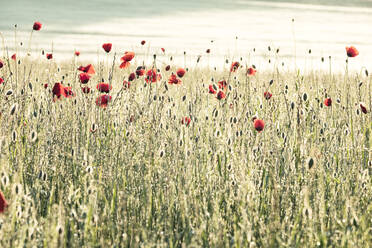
0 60 3 69
176 68 186 78
119 61 130 69
102 43 112 53
121 51 135 62
46 53 53 60
123 80 131 89
79 73 90 84
0 190 8 213
11 54 16 61
96 83 112 93
141 40 146 45
247 67 256 76
206 49 210 53
346 46 359 57
209 85 216 94
360 103 368 114
44 83 48 88
128 72 136 81
82 86 91 94
254 119 265 132
136 66 145 76
52 85 75 99
78 64 95 74
181 117 191 126
145 69 161 83
161 48 165 53
63 87 75 98
96 94 112 108
168 74 181 85
264 91 272 100
218 80 227 90
52 82 66 99
165 65 171 71
324 98 332 107
33 21 42 31
75 51 80 56
217 90 226 100
119 51 135 68
0 78 3 85
230 62 240 72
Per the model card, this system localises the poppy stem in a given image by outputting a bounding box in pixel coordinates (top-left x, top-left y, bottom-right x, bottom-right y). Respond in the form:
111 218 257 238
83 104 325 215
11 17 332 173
369 75 372 123
14 25 18 90
282 91 291 129
0 32 6 58
108 53 116 85
328 56 332 81
345 57 349 80
27 30 33 56
0 32 11 74
291 18 297 70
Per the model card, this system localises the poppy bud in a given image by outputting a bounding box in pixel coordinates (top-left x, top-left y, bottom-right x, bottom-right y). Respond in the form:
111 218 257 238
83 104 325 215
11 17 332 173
360 103 368 114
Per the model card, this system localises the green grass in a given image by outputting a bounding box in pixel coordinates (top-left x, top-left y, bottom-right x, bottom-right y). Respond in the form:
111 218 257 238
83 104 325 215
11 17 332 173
0 54 371 247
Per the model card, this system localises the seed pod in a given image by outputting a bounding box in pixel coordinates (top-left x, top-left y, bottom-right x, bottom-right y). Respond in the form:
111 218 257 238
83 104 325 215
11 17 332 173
302 93 308 102
10 103 18 115
307 157 314 169
30 130 38 142
12 130 17 142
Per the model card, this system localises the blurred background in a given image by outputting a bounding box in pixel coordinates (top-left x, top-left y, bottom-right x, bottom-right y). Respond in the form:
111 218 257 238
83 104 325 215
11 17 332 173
1 0 371 71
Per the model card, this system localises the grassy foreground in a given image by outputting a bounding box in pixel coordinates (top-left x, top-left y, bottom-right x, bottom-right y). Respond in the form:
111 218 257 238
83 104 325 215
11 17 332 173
0 56 371 247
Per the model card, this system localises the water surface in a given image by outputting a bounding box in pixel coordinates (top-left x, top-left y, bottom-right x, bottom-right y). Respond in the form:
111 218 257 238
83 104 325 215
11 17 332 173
1 0 371 71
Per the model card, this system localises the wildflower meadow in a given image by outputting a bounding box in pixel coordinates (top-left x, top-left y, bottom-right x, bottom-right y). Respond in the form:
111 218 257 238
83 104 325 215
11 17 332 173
0 21 371 247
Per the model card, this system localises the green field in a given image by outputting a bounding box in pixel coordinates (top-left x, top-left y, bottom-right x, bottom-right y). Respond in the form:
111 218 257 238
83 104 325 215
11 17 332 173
0 50 371 247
